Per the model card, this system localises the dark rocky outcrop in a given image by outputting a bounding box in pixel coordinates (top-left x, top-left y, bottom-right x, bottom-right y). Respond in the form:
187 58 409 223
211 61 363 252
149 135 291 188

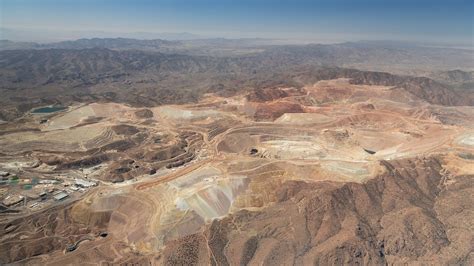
57 154 109 169
134 109 154 119
111 125 139 135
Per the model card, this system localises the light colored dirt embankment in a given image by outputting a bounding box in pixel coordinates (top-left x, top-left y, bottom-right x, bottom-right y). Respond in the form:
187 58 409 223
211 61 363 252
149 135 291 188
1 79 473 264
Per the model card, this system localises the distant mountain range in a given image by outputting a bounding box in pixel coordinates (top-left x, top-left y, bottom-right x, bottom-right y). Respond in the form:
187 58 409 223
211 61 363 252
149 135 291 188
0 38 473 120
1 38 473 74
0 27 203 42
1 38 473 73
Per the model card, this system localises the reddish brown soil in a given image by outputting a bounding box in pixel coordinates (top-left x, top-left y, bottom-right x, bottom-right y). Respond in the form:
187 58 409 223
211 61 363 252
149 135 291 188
247 87 306 102
254 101 305 120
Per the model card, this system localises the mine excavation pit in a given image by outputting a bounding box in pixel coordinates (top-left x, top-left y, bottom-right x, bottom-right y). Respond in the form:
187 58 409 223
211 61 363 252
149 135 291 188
65 231 108 253
363 148 376 154
65 238 92 253
0 63 473 266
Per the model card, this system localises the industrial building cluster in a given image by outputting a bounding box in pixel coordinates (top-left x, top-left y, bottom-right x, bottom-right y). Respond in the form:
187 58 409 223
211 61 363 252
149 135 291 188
0 170 97 214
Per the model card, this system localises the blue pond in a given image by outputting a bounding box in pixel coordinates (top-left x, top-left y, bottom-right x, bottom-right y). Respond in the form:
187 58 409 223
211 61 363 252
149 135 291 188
32 106 68 114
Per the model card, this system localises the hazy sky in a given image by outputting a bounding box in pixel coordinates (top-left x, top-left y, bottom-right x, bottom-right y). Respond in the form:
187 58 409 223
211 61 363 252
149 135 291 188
1 0 473 44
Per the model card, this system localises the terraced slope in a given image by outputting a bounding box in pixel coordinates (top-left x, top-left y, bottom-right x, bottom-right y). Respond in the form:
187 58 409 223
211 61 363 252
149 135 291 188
0 78 472 264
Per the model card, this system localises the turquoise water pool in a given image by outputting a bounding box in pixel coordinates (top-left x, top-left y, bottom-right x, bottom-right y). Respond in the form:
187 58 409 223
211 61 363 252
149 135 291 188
32 106 68 114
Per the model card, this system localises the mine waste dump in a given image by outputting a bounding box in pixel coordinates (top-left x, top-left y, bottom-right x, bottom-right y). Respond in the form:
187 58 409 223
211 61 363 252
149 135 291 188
0 36 473 265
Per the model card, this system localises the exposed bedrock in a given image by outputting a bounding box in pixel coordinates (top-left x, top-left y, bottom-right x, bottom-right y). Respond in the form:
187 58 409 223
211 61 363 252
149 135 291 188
0 202 111 264
134 108 154 119
246 87 306 103
111 124 140 135
159 157 473 265
56 154 109 170
254 101 305 121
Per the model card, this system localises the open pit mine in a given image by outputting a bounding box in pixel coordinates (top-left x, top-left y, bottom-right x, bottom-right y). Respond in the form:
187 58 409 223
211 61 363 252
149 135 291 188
0 77 473 265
